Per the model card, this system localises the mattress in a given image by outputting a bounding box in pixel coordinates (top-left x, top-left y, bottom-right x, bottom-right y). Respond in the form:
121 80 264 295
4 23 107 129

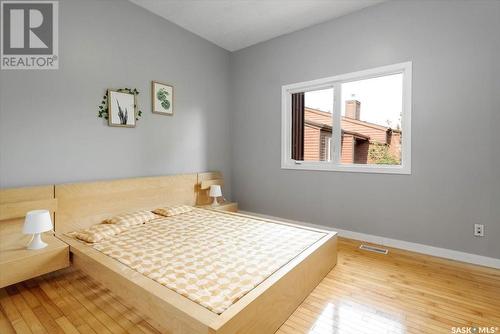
89 209 326 314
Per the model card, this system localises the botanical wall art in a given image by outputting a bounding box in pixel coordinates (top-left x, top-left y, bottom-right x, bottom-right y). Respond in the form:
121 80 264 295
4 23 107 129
108 90 136 127
152 81 173 115
97 88 142 127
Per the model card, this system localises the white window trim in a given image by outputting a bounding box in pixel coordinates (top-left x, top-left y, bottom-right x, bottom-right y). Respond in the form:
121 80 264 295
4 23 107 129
281 61 412 175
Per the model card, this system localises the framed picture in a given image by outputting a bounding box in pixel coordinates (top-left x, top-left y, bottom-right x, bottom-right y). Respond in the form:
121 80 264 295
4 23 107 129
108 90 136 127
152 81 173 115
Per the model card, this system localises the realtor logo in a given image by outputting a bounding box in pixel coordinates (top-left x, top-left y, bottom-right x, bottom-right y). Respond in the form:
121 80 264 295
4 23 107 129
1 0 58 69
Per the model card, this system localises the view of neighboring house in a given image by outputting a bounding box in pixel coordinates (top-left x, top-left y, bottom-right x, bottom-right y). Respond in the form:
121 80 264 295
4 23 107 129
303 100 402 164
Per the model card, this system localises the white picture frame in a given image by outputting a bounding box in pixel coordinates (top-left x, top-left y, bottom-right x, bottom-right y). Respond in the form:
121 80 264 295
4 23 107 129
108 90 136 127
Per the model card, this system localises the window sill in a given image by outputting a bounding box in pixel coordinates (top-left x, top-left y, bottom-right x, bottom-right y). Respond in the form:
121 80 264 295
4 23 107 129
281 161 411 175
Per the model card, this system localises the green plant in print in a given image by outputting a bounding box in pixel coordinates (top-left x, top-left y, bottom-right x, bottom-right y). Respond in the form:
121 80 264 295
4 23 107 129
157 88 170 110
97 88 142 121
116 99 128 125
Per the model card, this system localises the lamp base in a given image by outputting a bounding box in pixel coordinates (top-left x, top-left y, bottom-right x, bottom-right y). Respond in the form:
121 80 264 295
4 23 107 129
211 197 219 207
27 233 48 250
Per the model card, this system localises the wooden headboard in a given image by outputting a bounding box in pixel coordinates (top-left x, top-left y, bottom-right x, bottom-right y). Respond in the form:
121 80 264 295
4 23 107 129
54 174 199 234
0 185 57 234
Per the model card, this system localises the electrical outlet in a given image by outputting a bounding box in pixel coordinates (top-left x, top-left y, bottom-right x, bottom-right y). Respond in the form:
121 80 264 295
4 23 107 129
474 224 485 237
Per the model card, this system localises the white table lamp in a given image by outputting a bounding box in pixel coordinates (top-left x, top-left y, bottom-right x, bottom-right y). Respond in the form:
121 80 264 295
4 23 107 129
209 185 222 207
23 210 53 250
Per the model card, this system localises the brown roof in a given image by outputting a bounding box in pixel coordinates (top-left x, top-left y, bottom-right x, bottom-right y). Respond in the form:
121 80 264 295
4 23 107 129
305 107 394 132
305 107 333 118
304 119 332 130
342 117 391 133
341 130 370 140
304 119 370 140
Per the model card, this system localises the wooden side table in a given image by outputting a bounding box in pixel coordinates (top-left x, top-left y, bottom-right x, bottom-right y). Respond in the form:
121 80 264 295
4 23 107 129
0 232 70 288
197 201 238 213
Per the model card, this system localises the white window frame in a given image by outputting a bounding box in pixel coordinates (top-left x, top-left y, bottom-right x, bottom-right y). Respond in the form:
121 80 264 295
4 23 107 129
281 61 412 174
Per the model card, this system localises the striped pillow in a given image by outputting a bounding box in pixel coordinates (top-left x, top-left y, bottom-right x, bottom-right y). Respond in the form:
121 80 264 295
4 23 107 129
75 224 128 243
153 205 193 217
103 210 157 227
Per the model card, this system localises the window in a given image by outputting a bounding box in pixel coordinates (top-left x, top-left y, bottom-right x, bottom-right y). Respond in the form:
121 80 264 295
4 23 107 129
281 62 411 174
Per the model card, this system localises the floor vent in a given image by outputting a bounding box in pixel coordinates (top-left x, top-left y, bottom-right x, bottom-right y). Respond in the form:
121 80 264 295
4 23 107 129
359 244 388 254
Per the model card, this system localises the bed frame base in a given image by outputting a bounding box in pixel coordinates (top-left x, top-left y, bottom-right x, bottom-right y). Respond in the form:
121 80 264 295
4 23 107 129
52 173 337 334
70 245 209 333
213 234 337 334
63 231 336 334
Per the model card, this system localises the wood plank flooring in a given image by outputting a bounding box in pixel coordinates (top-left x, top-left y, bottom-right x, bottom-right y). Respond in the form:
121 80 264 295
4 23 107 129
278 238 500 334
1 237 499 334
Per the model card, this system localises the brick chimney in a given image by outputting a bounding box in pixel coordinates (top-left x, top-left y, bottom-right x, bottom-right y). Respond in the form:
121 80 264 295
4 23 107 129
345 100 360 120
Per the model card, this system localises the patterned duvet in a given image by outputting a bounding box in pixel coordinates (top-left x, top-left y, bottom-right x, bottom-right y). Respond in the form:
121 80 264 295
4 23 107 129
91 208 326 314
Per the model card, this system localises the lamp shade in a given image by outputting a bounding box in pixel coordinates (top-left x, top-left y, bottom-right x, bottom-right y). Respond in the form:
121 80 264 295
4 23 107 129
23 210 53 234
209 185 222 198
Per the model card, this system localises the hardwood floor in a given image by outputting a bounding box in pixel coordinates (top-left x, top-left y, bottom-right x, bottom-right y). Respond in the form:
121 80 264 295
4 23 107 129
1 237 499 334
278 238 500 334
0 269 161 334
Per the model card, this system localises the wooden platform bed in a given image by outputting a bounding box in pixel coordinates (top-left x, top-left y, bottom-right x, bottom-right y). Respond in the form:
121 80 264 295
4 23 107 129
38 173 337 334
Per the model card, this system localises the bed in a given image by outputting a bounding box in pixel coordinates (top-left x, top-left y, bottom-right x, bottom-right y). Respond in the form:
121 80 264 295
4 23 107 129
52 173 337 334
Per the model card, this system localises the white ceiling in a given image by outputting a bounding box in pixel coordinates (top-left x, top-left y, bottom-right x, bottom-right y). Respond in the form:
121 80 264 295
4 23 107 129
129 0 385 52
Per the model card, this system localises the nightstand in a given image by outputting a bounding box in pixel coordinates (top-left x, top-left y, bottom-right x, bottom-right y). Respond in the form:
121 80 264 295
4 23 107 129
198 201 238 213
0 232 70 288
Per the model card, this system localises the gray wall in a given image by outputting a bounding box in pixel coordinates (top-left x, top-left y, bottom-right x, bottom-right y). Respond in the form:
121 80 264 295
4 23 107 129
492 3 500 260
230 1 500 258
1 0 498 258
0 0 232 196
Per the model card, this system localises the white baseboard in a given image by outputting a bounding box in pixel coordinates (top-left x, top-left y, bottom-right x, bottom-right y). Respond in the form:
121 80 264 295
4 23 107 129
241 210 500 269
